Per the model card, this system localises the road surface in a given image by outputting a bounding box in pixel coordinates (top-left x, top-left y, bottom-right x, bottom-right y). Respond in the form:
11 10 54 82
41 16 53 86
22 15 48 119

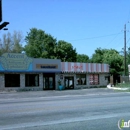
0 90 130 130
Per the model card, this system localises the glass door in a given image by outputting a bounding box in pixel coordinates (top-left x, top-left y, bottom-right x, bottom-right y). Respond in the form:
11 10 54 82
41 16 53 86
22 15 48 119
43 73 55 90
64 77 74 89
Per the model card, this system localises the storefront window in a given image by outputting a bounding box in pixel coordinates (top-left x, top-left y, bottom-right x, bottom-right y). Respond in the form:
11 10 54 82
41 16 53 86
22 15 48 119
64 77 74 89
5 74 20 87
76 74 86 85
89 74 99 85
25 74 39 87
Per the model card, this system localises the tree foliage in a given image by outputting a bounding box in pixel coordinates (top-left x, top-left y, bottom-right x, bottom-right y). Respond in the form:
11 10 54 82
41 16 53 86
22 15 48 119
0 31 23 55
24 28 77 61
55 40 77 62
126 47 130 66
90 48 124 75
121 47 130 75
24 28 57 58
76 54 89 62
90 48 107 63
103 49 124 75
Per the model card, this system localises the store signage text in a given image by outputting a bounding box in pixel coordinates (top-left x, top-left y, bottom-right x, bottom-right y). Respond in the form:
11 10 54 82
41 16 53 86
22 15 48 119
36 64 58 69
72 65 83 69
0 53 32 70
7 53 24 59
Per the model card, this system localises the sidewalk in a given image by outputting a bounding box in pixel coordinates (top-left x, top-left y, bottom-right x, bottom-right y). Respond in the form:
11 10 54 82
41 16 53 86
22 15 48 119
0 88 116 99
107 84 130 91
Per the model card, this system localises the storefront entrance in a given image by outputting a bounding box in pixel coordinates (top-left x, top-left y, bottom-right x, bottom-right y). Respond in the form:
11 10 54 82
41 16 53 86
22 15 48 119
64 77 74 89
43 73 55 90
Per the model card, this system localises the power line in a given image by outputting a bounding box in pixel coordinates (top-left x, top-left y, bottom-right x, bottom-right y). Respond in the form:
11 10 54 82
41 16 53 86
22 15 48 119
112 37 123 50
104 32 122 48
67 33 122 41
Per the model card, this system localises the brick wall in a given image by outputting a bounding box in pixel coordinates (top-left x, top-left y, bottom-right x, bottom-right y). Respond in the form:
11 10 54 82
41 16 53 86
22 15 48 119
20 74 25 88
39 73 43 90
99 73 109 86
0 73 109 91
0 73 43 91
0 74 4 90
56 73 109 90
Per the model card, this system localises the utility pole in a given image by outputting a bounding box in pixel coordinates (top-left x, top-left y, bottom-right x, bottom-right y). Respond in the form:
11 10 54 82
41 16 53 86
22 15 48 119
124 24 126 76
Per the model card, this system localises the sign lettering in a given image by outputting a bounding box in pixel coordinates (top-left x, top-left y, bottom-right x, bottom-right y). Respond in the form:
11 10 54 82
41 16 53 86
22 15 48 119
72 65 83 69
0 53 32 70
36 64 58 69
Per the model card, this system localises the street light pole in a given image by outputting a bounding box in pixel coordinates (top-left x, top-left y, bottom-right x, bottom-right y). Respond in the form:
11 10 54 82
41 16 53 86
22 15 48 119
0 0 2 22
0 22 9 30
0 0 9 30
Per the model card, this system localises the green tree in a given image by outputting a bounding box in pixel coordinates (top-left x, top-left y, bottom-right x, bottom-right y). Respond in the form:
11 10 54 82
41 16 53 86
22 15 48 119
126 47 130 74
24 28 77 61
0 31 23 55
90 48 124 75
120 47 130 75
55 40 77 62
76 54 89 62
103 49 124 75
90 47 107 63
24 28 57 58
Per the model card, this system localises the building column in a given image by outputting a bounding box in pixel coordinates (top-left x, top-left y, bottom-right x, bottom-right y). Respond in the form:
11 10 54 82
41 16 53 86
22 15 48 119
86 74 88 85
39 73 43 90
0 74 5 89
74 74 76 89
87 73 90 86
55 74 58 90
20 74 25 88
55 74 60 90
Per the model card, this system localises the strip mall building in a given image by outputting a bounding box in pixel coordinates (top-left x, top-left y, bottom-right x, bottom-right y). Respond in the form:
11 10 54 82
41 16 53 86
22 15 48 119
0 53 110 91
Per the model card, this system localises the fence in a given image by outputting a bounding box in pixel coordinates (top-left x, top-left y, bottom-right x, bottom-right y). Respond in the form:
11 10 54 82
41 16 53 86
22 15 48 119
110 75 129 84
120 76 129 83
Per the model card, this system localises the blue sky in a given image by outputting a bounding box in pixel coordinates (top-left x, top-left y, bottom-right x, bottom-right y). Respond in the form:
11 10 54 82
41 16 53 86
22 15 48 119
1 0 130 58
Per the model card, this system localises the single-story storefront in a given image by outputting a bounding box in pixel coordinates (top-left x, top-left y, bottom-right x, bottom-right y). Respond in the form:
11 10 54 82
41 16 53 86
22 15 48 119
56 62 110 90
0 53 110 91
0 53 61 91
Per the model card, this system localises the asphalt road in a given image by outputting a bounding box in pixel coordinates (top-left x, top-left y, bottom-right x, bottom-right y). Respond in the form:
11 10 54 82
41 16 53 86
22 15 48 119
0 89 130 130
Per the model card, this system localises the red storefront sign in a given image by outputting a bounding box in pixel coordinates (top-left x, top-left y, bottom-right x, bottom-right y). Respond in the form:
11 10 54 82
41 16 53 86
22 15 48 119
71 65 83 69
